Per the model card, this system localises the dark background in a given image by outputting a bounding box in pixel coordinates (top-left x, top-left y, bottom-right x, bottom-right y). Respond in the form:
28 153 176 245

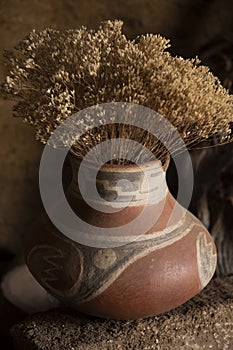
1 0 233 256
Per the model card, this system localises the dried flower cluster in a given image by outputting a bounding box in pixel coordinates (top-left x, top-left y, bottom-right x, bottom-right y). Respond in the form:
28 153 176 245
1 20 233 163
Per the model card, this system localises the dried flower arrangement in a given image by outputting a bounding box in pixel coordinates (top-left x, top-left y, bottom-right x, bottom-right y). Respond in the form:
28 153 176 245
0 21 227 321
1 20 233 164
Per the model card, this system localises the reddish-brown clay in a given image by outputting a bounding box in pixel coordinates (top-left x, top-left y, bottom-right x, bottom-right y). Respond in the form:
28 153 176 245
25 153 217 319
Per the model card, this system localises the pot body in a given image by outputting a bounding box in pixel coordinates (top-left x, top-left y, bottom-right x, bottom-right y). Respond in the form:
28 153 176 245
25 153 217 319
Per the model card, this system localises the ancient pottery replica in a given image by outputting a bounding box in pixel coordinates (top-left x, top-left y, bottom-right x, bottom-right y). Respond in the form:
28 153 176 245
2 20 233 320
25 152 217 319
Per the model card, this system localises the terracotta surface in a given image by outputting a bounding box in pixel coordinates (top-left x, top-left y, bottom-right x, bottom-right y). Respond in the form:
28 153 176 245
25 155 217 319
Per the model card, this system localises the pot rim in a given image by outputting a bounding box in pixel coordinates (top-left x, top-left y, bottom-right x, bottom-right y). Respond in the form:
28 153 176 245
69 148 170 172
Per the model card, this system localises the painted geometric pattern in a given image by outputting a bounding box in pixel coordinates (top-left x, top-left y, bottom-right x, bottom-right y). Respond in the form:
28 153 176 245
27 212 203 304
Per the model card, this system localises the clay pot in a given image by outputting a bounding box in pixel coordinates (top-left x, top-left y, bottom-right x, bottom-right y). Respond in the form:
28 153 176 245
25 152 217 320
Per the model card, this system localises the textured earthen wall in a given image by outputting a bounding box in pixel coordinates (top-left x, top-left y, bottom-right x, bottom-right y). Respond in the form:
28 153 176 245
1 0 233 252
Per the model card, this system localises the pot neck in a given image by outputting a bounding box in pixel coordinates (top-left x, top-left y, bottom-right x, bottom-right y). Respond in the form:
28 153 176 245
68 153 169 208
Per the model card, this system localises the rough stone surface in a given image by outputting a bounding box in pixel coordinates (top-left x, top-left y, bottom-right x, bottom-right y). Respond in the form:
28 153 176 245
11 275 233 350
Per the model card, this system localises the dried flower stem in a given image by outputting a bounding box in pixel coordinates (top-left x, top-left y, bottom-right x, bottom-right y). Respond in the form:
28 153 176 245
1 20 233 164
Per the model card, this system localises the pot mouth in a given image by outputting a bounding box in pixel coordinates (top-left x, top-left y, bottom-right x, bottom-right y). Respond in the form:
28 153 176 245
69 148 170 172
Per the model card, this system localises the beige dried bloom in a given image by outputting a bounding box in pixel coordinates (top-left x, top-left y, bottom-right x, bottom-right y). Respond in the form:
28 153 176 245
1 20 233 163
